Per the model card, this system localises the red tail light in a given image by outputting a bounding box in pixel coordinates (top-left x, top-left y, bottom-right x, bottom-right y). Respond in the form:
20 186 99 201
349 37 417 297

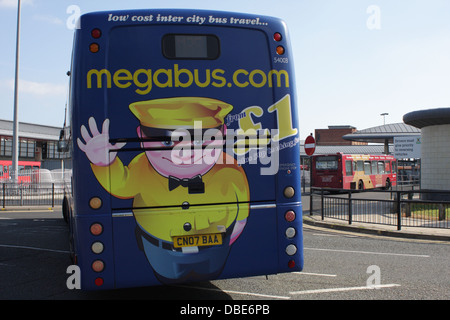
273 32 282 42
91 28 102 39
95 278 104 286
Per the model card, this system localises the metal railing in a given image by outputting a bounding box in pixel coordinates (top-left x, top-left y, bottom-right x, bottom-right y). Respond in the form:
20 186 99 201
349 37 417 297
309 187 450 230
1 183 67 208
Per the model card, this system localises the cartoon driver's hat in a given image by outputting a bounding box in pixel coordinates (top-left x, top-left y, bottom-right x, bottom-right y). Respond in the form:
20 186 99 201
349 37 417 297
130 97 233 130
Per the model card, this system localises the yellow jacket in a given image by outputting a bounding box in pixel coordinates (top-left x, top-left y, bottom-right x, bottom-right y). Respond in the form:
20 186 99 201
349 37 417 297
92 152 250 242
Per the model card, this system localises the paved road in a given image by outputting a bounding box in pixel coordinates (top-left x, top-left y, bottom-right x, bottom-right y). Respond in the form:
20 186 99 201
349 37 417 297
0 208 449 303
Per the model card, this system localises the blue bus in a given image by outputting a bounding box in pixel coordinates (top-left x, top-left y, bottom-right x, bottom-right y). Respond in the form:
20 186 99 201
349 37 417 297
64 9 303 290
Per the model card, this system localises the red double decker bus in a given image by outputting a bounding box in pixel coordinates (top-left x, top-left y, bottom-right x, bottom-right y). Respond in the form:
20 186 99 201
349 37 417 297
312 153 397 190
0 160 41 184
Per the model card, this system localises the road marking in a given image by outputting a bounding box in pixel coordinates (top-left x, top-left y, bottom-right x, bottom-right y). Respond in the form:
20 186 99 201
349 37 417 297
312 233 358 238
304 247 430 258
293 271 337 277
0 244 69 254
174 285 291 300
290 284 401 295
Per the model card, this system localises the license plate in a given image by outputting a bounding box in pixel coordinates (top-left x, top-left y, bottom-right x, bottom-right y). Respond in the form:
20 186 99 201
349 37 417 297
173 233 223 248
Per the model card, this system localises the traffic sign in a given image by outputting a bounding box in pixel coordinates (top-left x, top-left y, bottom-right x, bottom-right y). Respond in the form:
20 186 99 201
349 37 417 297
304 135 316 156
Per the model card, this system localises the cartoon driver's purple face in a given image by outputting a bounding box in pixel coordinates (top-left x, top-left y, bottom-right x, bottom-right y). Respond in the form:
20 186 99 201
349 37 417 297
137 126 226 179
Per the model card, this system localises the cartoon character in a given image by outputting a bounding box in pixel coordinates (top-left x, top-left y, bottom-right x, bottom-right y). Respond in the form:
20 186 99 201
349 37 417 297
77 97 250 283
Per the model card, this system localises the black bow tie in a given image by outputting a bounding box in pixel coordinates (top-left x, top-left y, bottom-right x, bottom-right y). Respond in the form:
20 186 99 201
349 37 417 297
169 175 205 194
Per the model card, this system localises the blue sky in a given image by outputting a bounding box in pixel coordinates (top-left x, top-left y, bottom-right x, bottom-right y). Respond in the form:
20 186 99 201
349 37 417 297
0 0 449 140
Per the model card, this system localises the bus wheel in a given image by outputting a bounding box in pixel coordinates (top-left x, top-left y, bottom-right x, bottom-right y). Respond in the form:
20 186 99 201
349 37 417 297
358 180 364 190
62 198 69 224
69 233 76 264
68 217 76 264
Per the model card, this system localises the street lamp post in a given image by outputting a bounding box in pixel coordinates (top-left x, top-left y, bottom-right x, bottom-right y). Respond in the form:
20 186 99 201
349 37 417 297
12 0 22 183
380 113 390 154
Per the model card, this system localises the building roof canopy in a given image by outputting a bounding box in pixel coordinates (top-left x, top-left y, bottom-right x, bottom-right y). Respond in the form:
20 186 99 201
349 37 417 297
403 107 450 129
0 119 62 141
342 123 420 143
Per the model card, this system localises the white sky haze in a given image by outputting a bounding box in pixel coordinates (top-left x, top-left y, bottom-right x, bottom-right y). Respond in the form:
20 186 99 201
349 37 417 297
0 0 449 139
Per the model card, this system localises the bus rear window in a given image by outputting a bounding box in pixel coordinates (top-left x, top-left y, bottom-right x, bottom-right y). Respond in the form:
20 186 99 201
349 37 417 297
162 34 220 59
315 156 338 170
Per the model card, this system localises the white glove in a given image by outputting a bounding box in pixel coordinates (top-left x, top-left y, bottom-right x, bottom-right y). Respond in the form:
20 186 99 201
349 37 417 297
77 117 126 167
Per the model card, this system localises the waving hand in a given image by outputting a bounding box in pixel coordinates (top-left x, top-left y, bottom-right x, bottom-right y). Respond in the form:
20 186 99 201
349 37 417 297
77 117 126 166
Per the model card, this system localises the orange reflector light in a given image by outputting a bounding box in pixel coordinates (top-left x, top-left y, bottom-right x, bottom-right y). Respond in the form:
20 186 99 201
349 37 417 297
91 28 102 39
92 260 104 272
274 32 283 42
285 210 296 222
95 278 104 286
276 46 285 55
89 43 100 53
89 197 102 209
90 223 103 236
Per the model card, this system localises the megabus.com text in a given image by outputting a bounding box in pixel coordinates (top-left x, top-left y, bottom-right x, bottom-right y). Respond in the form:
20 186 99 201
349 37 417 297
86 64 290 95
